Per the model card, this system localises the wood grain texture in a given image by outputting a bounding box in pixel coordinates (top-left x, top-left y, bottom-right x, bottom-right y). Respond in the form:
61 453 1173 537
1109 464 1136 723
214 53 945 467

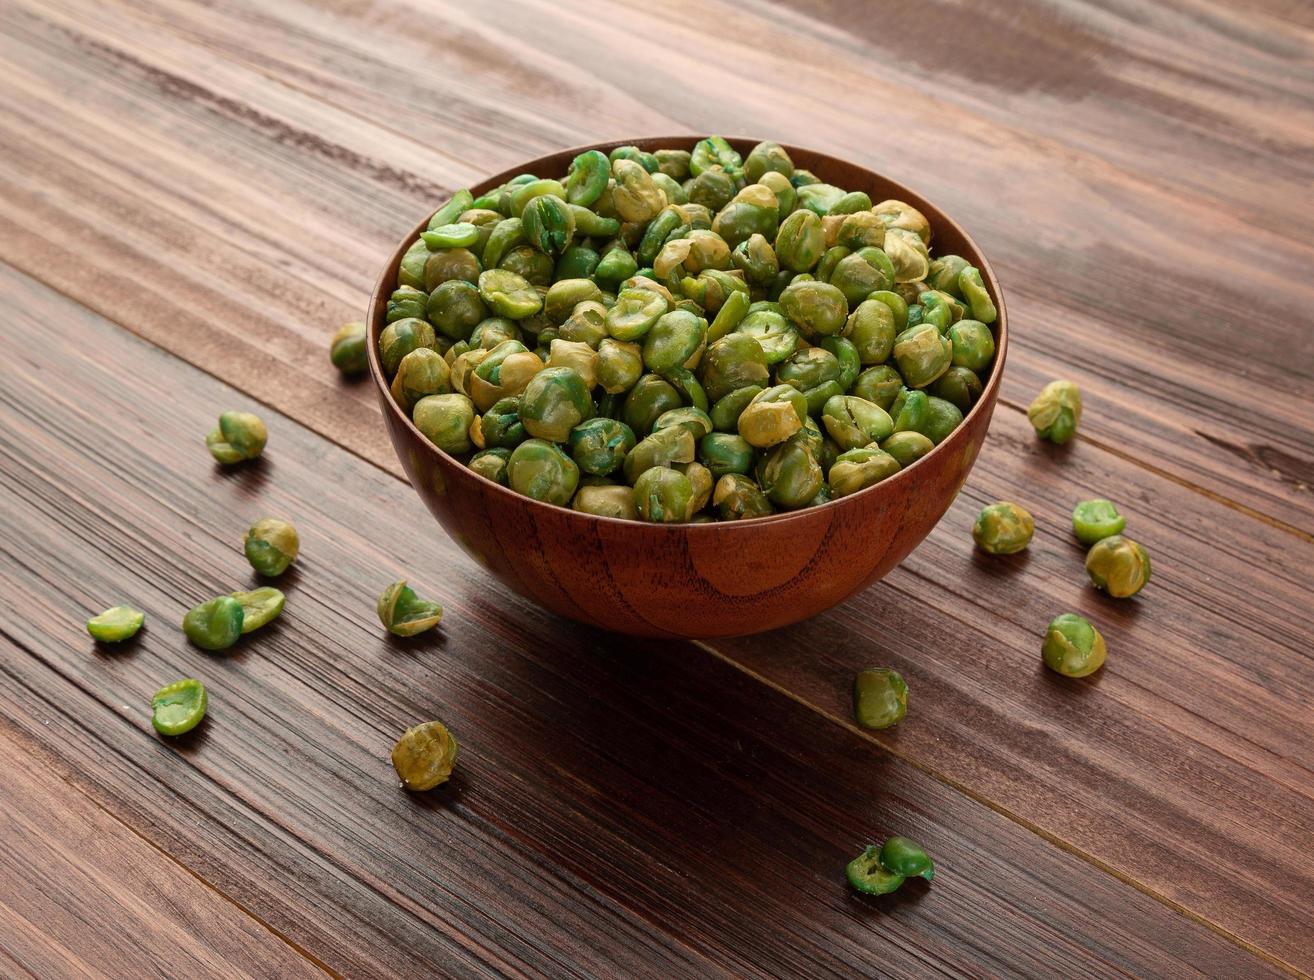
0 263 1280 977
0 719 322 979
0 0 1311 530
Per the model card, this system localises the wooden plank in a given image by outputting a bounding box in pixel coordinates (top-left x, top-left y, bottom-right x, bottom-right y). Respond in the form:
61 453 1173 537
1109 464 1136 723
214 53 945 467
0 262 1278 977
0 0 1311 531
715 402 1314 968
0 719 322 979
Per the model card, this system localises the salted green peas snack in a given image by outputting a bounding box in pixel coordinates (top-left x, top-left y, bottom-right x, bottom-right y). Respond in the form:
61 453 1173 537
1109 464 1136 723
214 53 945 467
244 517 300 577
385 138 998 521
87 605 145 643
1072 498 1126 545
377 580 443 637
206 410 267 464
151 679 207 736
845 846 906 896
972 501 1034 555
1028 379 1081 444
1085 535 1151 597
230 587 285 633
330 321 368 374
853 667 907 729
391 721 458 790
1043 613 1107 677
880 837 935 880
183 596 244 651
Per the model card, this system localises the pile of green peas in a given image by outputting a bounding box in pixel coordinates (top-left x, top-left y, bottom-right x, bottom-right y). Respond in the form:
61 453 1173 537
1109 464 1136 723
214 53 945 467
378 137 998 522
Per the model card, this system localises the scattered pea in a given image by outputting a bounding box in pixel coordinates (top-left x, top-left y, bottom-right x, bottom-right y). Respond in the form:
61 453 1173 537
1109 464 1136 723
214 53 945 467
845 845 906 896
329 321 368 374
879 836 935 881
391 720 458 790
853 667 908 729
206 410 266 464
1042 613 1107 677
1071 498 1126 546
377 579 443 636
86 605 144 643
972 501 1034 555
182 597 244 651
1027 380 1081 444
1085 535 1151 598
244 518 299 577
230 587 285 633
151 679 208 736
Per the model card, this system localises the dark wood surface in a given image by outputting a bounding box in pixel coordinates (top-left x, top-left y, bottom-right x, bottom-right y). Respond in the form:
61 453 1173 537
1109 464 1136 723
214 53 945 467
1 0 1311 975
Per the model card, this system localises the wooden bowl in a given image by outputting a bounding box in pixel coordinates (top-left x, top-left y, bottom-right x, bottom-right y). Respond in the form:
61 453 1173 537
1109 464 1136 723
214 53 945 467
367 137 1007 639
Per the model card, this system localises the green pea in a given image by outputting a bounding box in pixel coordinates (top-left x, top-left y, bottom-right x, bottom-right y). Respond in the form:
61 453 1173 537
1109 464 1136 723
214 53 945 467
930 366 983 412
414 393 476 454
958 266 997 324
643 309 707 374
837 212 887 251
690 137 743 178
650 171 687 205
428 189 475 230
377 579 443 637
709 384 765 433
612 159 665 223
622 374 683 435
1043 613 1107 677
846 845 906 896
712 473 773 520
1085 535 1151 598
796 182 845 215
778 347 841 397
739 384 807 448
623 426 696 484
880 837 935 881
755 439 823 507
1072 499 1126 546
398 238 430 289
828 190 873 215
706 288 751 344
569 417 636 476
427 281 488 341
86 605 145 643
507 438 580 504
1028 380 1082 444
481 217 525 270
244 517 299 577
698 432 756 477
183 596 244 651
596 338 643 394
633 466 694 523
829 447 901 498
927 254 970 296
712 200 777 250
653 406 714 441
329 321 368 374
391 348 452 413
853 667 908 729
731 233 779 288
392 720 458 790
780 279 848 338
206 410 267 464
573 484 639 520
947 319 995 373
151 679 207 736
734 309 799 366
843 299 896 364
880 431 934 469
423 247 481 291
469 447 512 484
893 323 953 389
922 396 964 444
508 178 565 218
852 365 904 411
478 269 543 320
498 245 552 287
479 396 527 449
522 195 575 254
743 140 794 183
973 501 1035 555
890 388 929 434
758 170 796 220
229 587 285 633
822 395 894 451
555 243 600 281
386 286 429 324
564 149 610 207
606 287 670 341
519 367 593 442
421 222 480 250
655 148 692 179
883 228 930 283
775 209 824 272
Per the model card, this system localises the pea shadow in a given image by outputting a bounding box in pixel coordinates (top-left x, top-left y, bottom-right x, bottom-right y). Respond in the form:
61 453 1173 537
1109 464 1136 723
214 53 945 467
160 719 212 755
1039 661 1106 694
91 628 146 657
846 875 931 912
384 628 449 654
969 547 1031 576
250 565 303 593
213 456 271 495
400 768 469 811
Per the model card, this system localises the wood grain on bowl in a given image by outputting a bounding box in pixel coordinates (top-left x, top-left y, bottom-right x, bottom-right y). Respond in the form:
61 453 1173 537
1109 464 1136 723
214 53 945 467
367 137 1008 638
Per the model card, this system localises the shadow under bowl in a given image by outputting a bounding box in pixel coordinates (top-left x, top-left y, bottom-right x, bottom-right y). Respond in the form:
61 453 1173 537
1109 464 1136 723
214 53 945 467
367 136 1007 639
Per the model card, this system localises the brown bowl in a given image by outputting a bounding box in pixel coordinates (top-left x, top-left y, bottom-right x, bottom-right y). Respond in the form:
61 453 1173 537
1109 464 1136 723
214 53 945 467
367 136 1007 639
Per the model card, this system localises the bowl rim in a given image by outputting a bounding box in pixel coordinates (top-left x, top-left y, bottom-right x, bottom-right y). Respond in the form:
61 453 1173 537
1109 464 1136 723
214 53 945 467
367 135 1007 531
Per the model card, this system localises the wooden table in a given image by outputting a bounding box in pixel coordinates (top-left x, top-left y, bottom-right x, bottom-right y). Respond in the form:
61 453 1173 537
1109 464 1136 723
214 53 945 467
2 0 1311 975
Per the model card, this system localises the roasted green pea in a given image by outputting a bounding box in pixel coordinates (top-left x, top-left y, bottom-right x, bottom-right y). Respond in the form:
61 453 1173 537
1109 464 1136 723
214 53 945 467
468 340 543 411
756 438 823 507
883 227 930 283
698 332 768 402
690 136 743 177
565 149 610 207
846 845 906 896
469 447 512 483
1043 614 1107 677
1072 499 1126 546
573 484 639 520
844 299 897 364
87 605 144 643
507 439 580 504
880 430 934 469
655 148 692 179
822 395 894 451
481 217 525 270
422 222 480 251
959 266 997 323
709 385 764 433
183 596 244 651
544 339 598 391
780 279 848 338
775 209 824 272
498 245 552 287
428 281 488 340
829 447 901 498
634 466 695 522
890 388 929 434
893 323 953 388
244 517 299 577
796 182 845 215
852 365 904 411
597 338 644 394
738 384 807 448
643 309 707 373
930 366 983 412
1085 535 1151 598
391 348 453 412
712 200 777 250
712 473 773 520
922 396 963 444
743 140 793 183
569 417 636 476
151 679 207 736
973 501 1035 555
758 170 796 220
653 406 714 442
650 171 687 205
623 426 696 483
424 247 481 290
377 579 443 637
414 393 476 454
947 319 995 373
595 242 639 284
429 189 475 229
1028 380 1082 444
880 837 935 881
622 374 683 435
391 720 457 790
698 432 756 477
612 159 665 223
853 666 908 729
329 321 368 374
521 195 575 254
543 279 603 324
508 178 564 218
734 309 799 365
230 587 285 633
387 285 429 324
873 199 931 244
926 254 969 296
478 269 543 320
206 410 267 464
519 367 593 442
398 239 430 290
606 287 670 341
555 243 600 280
470 317 522 350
